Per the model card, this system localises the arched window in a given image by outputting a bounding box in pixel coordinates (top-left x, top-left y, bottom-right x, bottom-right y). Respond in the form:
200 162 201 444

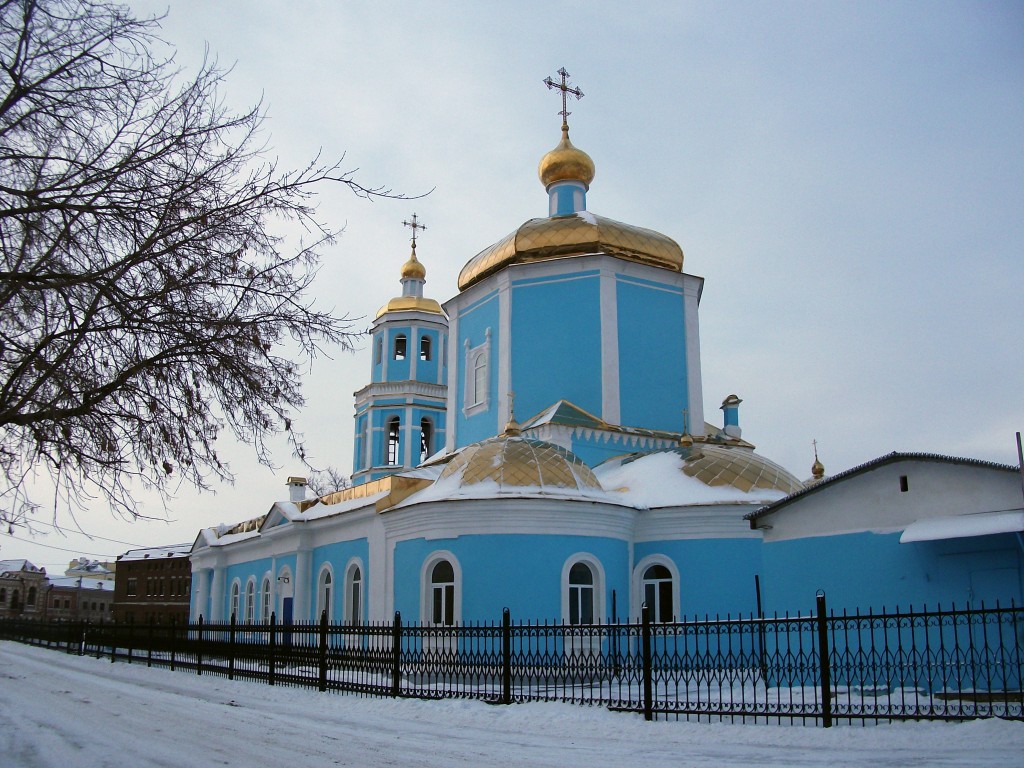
471 351 487 406
387 417 401 465
562 554 604 626
421 553 462 627
642 564 673 623
568 563 594 625
260 577 272 623
420 335 431 361
317 567 333 621
10 589 20 610
430 560 455 626
245 579 256 623
230 581 240 621
375 337 382 365
345 562 363 625
394 334 407 360
26 586 36 607
0 588 5 604
419 418 433 463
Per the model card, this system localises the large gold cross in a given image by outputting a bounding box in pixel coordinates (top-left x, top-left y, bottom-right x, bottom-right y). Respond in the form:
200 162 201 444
543 67 584 128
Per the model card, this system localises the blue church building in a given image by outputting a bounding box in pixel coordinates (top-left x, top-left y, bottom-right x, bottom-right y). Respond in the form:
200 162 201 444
190 76 1023 628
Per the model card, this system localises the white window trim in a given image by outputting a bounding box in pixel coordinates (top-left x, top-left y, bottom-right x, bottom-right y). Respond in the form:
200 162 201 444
462 329 491 417
420 550 462 626
229 578 241 622
244 577 256 624
316 564 334 622
633 555 681 623
343 557 364 626
560 553 606 624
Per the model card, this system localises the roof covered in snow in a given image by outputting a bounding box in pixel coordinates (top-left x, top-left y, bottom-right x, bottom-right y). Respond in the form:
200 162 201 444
118 543 192 561
747 451 1021 521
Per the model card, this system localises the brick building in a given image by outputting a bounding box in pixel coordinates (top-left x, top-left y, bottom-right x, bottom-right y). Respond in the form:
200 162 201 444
113 544 191 624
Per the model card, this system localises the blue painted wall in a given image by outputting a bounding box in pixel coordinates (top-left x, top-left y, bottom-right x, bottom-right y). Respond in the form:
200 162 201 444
312 538 370 621
635 539 763 619
511 273 602 424
393 533 629 622
616 276 687 431
761 532 1024 613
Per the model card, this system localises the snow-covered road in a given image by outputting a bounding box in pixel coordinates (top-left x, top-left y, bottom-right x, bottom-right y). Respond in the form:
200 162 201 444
1 641 1021 767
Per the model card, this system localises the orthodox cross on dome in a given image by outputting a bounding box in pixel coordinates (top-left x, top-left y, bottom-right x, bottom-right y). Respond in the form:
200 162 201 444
402 213 427 249
543 67 584 129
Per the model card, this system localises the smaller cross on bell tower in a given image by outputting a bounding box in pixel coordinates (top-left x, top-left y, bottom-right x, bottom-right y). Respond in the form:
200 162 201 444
399 214 423 249
543 67 584 130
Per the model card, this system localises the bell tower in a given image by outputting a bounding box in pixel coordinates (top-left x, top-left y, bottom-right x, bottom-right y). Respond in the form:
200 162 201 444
352 216 449 484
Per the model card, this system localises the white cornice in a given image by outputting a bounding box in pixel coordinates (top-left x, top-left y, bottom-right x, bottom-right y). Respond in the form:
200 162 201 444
380 497 637 542
353 380 448 405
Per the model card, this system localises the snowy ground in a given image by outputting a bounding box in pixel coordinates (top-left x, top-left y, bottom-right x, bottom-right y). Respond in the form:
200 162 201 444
2 641 1022 767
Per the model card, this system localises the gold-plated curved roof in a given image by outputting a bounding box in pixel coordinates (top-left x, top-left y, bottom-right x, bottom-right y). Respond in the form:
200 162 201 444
439 434 601 492
401 250 426 280
679 445 804 495
538 126 595 189
458 212 684 291
375 296 444 319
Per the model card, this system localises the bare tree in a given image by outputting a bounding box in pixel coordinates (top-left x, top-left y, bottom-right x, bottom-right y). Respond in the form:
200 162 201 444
306 466 351 498
0 0 399 526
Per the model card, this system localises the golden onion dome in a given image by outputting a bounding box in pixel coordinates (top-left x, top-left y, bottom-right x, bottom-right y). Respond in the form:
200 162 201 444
438 434 602 493
458 212 684 291
677 444 804 495
538 125 596 189
811 457 825 480
401 248 426 280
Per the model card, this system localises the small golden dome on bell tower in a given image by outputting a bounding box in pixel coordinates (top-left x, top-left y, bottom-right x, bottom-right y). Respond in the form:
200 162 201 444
538 125 596 189
401 244 426 280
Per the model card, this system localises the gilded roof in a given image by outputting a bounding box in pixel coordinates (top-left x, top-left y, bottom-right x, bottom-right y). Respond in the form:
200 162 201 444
677 445 804 495
438 434 601 492
375 296 444 319
457 212 684 291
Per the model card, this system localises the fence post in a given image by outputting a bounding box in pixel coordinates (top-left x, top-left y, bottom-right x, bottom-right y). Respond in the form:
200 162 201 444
269 612 276 686
126 617 133 665
611 589 620 678
641 603 653 722
229 612 236 681
391 611 402 698
197 615 204 676
319 609 328 692
79 620 86 656
170 617 177 672
815 591 832 728
502 608 512 705
147 619 154 668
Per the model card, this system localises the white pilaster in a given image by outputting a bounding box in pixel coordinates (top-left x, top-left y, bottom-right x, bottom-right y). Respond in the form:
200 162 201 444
683 277 705 435
497 272 512 429
295 536 312 621
445 311 459 451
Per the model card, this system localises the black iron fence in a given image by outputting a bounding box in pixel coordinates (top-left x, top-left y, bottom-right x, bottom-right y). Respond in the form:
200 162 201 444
2 593 1021 725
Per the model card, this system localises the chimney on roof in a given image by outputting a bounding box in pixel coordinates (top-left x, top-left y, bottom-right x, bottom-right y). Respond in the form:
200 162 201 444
286 476 308 503
720 394 742 439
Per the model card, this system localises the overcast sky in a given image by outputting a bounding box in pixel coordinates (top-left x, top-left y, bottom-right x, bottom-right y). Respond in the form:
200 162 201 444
4 1 1023 571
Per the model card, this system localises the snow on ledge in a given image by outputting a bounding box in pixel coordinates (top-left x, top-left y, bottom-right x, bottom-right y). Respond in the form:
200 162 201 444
900 511 1024 543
